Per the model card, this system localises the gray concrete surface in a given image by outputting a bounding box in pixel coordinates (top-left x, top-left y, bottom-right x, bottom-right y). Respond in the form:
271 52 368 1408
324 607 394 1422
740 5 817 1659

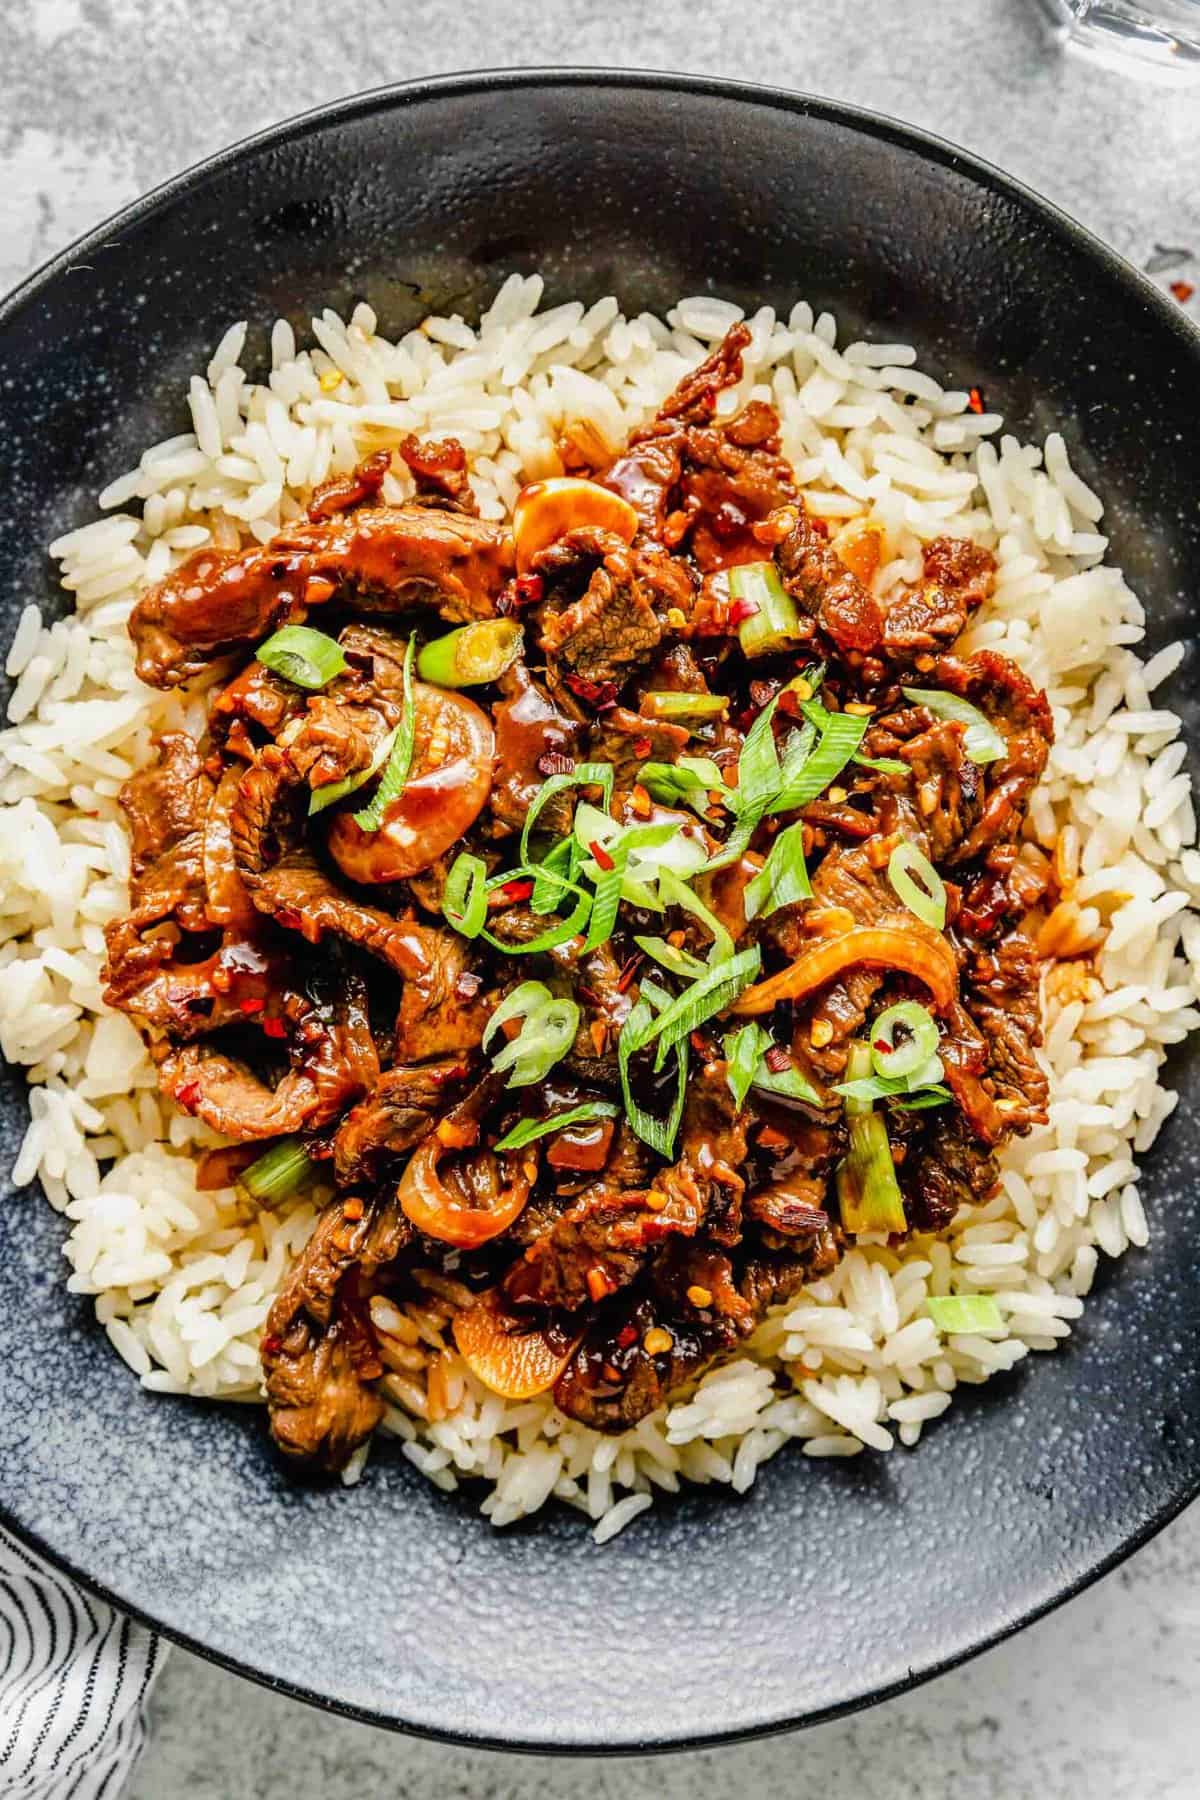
2 0 1198 1794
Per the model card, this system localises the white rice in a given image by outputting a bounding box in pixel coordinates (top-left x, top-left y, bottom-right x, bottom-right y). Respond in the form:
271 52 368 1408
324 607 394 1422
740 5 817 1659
2 274 1198 1541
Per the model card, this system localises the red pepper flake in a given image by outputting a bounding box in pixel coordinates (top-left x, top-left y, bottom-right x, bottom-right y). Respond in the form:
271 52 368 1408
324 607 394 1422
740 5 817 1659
565 673 619 711
967 386 986 415
1170 280 1195 304
616 952 643 993
260 1333 282 1359
239 995 266 1016
590 839 615 873
176 1081 202 1113
616 1324 638 1350
727 597 760 627
515 572 544 606
536 750 575 777
874 1037 892 1054
261 1016 288 1040
764 1045 791 1073
501 877 535 902
632 736 652 759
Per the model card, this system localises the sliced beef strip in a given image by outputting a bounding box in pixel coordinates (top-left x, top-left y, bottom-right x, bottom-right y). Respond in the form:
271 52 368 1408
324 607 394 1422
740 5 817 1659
776 501 886 656
503 1067 745 1310
129 503 513 688
115 732 213 935
902 1110 999 1234
744 1117 840 1238
934 651 1054 865
585 706 689 794
489 661 584 834
397 434 478 514
657 321 752 426
880 537 996 657
961 929 1049 1135
332 1058 475 1186
864 712 984 865
537 531 693 684
263 1188 412 1469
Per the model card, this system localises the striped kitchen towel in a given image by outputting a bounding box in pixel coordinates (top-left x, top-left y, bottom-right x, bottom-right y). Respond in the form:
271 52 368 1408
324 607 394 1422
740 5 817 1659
0 1528 165 1798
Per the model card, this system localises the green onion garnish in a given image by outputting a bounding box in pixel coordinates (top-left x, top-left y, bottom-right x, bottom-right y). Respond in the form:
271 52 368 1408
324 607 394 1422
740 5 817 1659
729 561 803 658
751 1056 824 1107
743 819 812 922
619 992 689 1158
890 1089 952 1112
788 697 871 805
415 619 524 688
640 691 729 722
520 762 614 870
481 865 592 955
640 758 728 813
308 724 399 816
241 1136 316 1203
644 945 762 1071
494 1100 620 1152
887 841 947 930
442 851 489 938
835 1041 908 1236
869 1001 939 1081
634 935 710 980
926 1294 1004 1333
902 686 1006 765
706 698 783 872
256 625 348 691
853 752 909 776
530 836 575 915
725 1022 767 1110
352 636 417 832
483 980 580 1088
656 868 735 964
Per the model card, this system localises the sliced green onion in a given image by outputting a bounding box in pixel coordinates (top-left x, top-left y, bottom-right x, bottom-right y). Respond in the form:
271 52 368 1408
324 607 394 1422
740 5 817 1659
788 698 870 804
481 866 592 955
751 1057 825 1107
308 723 398 816
926 1294 1004 1333
646 945 762 1071
852 752 909 776
743 819 812 922
416 619 523 687
640 758 728 812
773 722 817 810
706 697 783 872
902 686 1006 765
725 1023 768 1111
837 1076 952 1106
891 1088 953 1112
869 1001 939 1081
352 636 417 831
256 625 347 691
641 691 729 722
494 1101 619 1152
657 868 735 964
530 837 574 915
484 982 579 1088
729 561 803 658
835 1045 907 1236
482 980 554 1054
634 935 710 980
887 841 947 930
619 994 689 1158
242 1136 315 1203
520 762 613 870
442 851 488 939
582 822 679 951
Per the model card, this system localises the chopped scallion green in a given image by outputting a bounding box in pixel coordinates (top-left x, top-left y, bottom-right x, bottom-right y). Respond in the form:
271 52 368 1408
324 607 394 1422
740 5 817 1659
256 625 347 691
242 1137 316 1203
352 636 417 832
494 1101 619 1152
902 686 1006 765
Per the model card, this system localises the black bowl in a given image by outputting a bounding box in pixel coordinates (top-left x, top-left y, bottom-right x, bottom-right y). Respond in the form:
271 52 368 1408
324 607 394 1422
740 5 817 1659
1 71 1198 1752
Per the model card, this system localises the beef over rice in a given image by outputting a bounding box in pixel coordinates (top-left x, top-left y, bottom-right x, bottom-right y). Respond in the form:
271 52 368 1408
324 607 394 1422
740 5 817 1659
1 279 1196 1541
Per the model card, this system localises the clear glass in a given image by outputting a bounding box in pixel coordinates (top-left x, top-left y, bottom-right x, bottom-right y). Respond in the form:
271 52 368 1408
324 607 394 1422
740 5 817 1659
1037 0 1200 79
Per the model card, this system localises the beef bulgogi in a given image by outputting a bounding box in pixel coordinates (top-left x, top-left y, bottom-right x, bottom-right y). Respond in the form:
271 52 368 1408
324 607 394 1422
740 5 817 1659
108 324 1054 1470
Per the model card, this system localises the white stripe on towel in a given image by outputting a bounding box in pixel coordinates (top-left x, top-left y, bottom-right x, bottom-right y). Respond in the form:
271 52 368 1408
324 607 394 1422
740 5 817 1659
0 1527 164 1798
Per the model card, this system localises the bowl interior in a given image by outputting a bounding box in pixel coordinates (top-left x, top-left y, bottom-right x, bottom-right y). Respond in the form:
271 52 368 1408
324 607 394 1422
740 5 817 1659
1 73 1198 1750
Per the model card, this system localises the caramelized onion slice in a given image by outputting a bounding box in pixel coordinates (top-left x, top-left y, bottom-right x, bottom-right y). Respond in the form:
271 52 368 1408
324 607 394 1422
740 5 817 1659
732 924 958 1017
397 1135 532 1249
512 477 638 572
453 1289 578 1399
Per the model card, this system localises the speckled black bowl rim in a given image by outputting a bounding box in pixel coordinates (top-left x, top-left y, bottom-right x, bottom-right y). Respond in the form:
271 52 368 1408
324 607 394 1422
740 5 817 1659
1 68 1198 1756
